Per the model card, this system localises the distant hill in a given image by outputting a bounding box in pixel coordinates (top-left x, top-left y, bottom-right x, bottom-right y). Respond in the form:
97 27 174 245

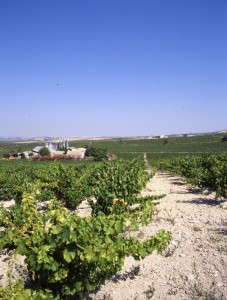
0 130 226 142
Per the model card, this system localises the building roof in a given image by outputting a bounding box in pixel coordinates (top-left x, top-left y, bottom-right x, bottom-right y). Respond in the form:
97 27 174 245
32 146 43 153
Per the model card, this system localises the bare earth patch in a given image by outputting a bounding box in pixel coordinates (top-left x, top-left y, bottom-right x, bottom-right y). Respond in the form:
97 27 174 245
0 172 227 299
89 172 227 300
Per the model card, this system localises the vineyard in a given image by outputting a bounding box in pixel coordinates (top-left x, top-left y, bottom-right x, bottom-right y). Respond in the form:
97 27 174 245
0 135 226 299
0 133 226 162
0 159 170 299
70 134 227 155
163 153 227 198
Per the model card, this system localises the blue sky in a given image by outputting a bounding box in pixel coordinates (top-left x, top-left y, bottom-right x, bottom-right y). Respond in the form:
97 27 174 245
0 0 226 137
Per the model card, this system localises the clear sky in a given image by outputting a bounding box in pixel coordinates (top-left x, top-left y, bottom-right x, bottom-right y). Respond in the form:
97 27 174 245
0 0 226 137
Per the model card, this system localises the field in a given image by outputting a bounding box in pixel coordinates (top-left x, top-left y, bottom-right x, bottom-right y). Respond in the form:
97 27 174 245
71 134 227 164
0 141 40 158
1 133 226 163
0 133 226 299
70 134 227 154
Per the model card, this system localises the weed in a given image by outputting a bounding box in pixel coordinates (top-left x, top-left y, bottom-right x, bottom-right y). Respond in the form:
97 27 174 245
189 263 222 300
137 230 145 239
217 241 227 255
102 294 114 300
93 294 114 300
166 264 224 300
205 220 212 225
163 208 177 225
192 225 202 232
167 286 178 295
163 248 175 257
143 285 155 299
220 218 227 227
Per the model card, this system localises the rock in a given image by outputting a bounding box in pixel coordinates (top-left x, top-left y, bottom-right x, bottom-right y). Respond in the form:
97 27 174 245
1 199 15 209
220 202 227 209
186 274 194 281
202 189 210 195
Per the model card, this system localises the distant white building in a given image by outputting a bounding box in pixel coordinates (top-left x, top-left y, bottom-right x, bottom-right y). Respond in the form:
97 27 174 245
32 140 86 158
153 135 168 139
45 140 69 151
45 142 58 151
32 146 43 154
67 147 86 159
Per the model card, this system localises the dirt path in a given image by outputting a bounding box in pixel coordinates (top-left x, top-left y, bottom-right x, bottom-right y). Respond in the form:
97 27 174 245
91 172 227 300
143 152 148 165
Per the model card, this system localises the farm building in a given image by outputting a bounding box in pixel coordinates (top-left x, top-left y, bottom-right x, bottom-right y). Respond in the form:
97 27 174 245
32 146 43 154
153 135 168 139
32 141 86 158
32 140 69 155
66 147 86 159
45 140 69 151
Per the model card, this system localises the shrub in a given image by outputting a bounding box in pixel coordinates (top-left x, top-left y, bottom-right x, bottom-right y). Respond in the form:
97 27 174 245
39 147 51 157
0 194 171 298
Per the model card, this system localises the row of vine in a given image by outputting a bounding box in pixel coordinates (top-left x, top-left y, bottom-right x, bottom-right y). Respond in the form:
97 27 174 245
0 159 171 299
160 153 227 198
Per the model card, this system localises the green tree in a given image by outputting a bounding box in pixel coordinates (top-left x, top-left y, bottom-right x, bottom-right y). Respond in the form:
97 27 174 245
85 147 107 161
163 139 168 145
20 153 25 159
3 153 10 159
39 147 51 157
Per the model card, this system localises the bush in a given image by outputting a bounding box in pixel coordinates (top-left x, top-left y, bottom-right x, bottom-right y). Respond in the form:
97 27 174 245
20 153 26 159
0 195 171 299
88 159 150 215
39 147 51 157
85 147 107 161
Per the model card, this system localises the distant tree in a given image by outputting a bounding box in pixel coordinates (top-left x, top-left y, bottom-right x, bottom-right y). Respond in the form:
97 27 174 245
20 153 25 159
39 147 51 157
85 147 107 161
58 145 68 154
85 147 95 157
163 139 168 145
3 153 10 159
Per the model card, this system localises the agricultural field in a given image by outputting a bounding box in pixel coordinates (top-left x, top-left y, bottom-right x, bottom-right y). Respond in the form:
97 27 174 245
0 159 171 298
70 134 227 161
0 142 40 158
0 133 226 162
0 134 226 299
